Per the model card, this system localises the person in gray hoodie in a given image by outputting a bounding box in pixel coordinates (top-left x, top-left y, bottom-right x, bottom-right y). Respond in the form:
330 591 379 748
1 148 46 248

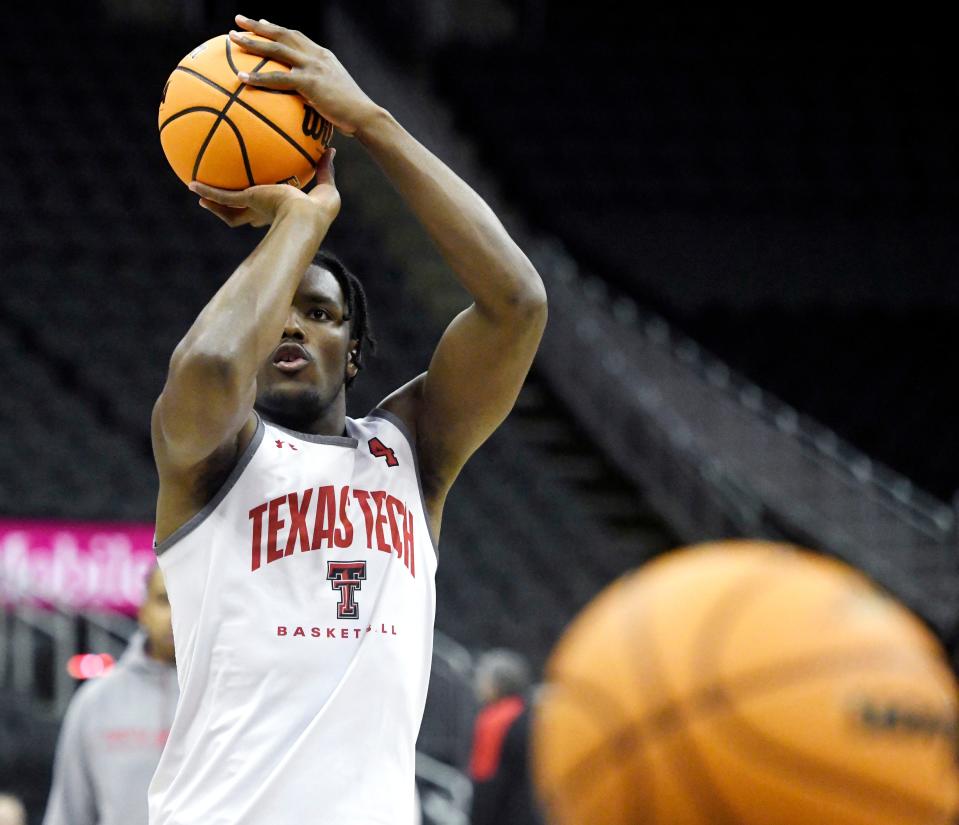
42 568 178 825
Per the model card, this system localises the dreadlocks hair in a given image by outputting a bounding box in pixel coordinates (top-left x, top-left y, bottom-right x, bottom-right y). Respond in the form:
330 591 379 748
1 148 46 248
311 249 375 388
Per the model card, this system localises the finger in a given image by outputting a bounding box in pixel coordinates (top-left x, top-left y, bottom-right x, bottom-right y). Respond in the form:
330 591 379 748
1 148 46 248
234 14 298 45
229 30 302 67
236 69 300 90
189 181 250 207
198 199 250 227
313 148 336 186
198 201 241 227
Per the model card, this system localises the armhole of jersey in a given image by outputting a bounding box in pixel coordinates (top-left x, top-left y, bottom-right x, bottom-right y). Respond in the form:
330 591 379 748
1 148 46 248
154 413 266 558
366 407 440 560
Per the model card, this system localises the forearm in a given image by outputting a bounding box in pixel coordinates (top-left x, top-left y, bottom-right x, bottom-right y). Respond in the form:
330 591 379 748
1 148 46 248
177 201 331 375
357 109 545 316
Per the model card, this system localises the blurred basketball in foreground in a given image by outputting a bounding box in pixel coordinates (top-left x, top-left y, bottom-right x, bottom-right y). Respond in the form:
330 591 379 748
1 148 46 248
532 541 959 825
158 34 333 189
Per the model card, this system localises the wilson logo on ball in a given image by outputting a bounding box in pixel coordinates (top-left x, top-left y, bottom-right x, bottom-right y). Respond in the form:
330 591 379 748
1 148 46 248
302 108 327 140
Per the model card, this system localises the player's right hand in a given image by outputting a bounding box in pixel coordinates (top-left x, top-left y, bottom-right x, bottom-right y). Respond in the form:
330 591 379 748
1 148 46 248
190 148 340 228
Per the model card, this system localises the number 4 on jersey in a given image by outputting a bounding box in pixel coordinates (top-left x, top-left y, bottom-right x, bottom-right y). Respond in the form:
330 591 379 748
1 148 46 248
368 437 398 467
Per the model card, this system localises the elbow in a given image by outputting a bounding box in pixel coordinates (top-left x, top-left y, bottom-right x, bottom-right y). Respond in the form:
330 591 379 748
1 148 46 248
512 269 548 325
478 263 548 327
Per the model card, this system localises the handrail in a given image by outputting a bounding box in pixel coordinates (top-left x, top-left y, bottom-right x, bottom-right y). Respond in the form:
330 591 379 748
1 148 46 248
531 240 958 636
1 603 136 718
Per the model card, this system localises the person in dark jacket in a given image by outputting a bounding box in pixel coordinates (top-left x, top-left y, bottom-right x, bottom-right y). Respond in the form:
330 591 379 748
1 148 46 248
42 568 177 825
469 649 543 825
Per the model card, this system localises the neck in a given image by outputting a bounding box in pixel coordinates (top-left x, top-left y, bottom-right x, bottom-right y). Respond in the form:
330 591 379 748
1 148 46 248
144 638 174 666
256 392 348 437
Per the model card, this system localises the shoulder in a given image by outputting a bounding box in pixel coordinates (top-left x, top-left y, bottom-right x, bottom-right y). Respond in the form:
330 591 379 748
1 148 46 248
372 372 445 498
154 412 262 548
60 677 109 735
371 373 455 544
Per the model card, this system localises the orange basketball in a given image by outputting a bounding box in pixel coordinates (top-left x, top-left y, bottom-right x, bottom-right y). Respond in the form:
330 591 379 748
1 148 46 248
158 34 333 190
532 541 959 825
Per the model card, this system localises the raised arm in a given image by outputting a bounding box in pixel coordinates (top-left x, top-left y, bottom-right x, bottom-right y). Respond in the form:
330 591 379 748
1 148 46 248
229 17 547 504
152 156 339 491
357 111 547 492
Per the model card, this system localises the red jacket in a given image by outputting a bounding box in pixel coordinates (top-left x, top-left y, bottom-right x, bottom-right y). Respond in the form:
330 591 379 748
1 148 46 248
469 695 525 781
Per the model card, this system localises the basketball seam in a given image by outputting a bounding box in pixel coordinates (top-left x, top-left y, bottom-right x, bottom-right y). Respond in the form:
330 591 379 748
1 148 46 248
691 560 956 822
549 548 954 823
552 643 950 823
615 592 659 825
212 113 255 190
540 675 650 823
159 105 228 133
627 570 744 825
173 66 318 169
191 50 270 185
225 37 241 76
225 38 298 94
718 702 956 822
159 106 253 185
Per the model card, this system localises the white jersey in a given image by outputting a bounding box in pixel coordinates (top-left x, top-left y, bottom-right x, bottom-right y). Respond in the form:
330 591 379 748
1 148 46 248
148 409 437 825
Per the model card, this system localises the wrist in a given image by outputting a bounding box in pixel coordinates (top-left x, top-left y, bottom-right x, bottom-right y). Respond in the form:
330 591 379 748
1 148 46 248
354 105 395 144
276 196 337 227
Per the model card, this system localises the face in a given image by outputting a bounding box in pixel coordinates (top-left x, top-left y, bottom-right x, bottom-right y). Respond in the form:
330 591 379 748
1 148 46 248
0 796 26 825
138 568 175 664
255 265 358 428
475 665 499 704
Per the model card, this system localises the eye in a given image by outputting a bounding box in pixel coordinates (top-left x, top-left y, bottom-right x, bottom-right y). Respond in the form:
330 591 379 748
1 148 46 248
308 307 331 321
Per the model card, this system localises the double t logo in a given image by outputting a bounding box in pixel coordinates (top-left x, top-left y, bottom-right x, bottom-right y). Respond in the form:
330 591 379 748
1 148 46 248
327 560 367 620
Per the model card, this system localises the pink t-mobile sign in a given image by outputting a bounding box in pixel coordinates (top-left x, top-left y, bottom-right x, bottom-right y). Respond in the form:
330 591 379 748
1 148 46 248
0 519 156 616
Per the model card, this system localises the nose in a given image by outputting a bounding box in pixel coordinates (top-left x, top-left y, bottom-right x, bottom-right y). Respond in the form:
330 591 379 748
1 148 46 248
282 309 306 341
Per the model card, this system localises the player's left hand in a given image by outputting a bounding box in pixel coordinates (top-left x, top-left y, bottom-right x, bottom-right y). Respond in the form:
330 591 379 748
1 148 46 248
190 148 340 228
230 15 381 138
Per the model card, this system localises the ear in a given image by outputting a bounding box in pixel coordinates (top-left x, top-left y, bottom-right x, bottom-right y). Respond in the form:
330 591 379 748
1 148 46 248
346 340 359 378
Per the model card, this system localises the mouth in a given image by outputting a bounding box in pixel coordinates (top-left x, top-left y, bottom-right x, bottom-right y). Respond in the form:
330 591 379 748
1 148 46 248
272 342 312 374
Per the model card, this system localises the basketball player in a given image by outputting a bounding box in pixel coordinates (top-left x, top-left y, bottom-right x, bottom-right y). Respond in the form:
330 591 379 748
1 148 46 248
148 14 546 825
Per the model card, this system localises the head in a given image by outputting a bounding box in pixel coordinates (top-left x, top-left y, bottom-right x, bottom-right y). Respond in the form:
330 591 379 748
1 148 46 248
474 649 532 705
138 567 175 664
255 250 374 431
0 794 26 825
